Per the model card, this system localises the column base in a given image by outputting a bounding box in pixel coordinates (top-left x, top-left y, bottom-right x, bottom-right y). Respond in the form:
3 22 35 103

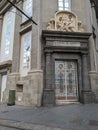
82 90 96 104
42 89 55 106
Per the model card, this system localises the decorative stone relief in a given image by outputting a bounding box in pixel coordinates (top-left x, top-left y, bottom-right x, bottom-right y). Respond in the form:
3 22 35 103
47 18 55 30
47 11 84 32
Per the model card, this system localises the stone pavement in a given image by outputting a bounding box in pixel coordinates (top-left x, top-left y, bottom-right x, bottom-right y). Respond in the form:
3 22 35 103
0 103 98 130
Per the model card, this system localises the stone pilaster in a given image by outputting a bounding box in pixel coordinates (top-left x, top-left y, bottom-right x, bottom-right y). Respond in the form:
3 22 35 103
43 52 55 106
31 0 41 70
82 54 90 90
11 7 21 73
26 0 43 107
89 71 98 102
25 70 43 107
82 54 95 103
46 52 52 89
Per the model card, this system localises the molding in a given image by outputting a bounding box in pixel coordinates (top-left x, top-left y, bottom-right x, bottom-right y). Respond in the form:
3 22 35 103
42 30 91 54
0 60 12 69
0 0 7 10
16 80 24 85
89 71 98 75
42 31 92 50
42 30 92 40
28 69 43 74
8 72 20 76
19 23 32 35
0 0 16 14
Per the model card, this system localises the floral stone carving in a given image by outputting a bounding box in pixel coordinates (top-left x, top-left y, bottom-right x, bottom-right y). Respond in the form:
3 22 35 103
47 11 84 32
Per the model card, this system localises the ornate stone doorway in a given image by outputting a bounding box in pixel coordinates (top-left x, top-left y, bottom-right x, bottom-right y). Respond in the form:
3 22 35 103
55 60 78 104
42 30 95 106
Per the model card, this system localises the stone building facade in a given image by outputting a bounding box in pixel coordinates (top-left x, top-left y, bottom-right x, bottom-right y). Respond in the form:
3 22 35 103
0 0 98 106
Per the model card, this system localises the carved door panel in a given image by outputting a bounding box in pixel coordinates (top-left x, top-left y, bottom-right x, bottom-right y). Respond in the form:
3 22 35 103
55 60 78 103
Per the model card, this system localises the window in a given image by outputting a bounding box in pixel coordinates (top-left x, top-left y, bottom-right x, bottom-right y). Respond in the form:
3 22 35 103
1 74 7 102
0 8 15 61
22 0 32 22
58 0 71 11
20 31 31 76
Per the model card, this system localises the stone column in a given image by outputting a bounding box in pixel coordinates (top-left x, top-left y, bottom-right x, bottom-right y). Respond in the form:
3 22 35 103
43 52 55 106
82 54 95 103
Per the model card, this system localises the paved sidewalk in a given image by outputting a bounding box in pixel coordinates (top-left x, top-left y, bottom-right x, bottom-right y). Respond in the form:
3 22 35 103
0 119 68 130
0 103 98 130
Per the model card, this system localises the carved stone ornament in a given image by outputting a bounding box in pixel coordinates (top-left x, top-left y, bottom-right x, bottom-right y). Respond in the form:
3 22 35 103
47 11 84 32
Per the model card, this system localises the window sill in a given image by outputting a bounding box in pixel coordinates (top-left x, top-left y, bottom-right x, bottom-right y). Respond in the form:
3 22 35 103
21 17 32 26
0 60 12 69
20 17 32 34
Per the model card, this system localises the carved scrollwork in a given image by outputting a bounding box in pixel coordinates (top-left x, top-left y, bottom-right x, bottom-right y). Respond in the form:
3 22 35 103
47 18 55 30
47 11 84 32
78 21 84 32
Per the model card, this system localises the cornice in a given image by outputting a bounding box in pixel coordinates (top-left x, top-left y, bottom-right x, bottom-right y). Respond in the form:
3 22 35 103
90 0 98 18
0 60 12 69
0 0 16 14
0 0 7 10
42 30 92 41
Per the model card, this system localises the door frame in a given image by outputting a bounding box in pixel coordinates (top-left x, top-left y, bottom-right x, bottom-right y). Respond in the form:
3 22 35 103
42 30 95 106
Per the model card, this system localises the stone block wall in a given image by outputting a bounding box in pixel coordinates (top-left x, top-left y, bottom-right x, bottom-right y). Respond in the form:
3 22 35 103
3 73 20 103
16 70 43 107
89 71 98 102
